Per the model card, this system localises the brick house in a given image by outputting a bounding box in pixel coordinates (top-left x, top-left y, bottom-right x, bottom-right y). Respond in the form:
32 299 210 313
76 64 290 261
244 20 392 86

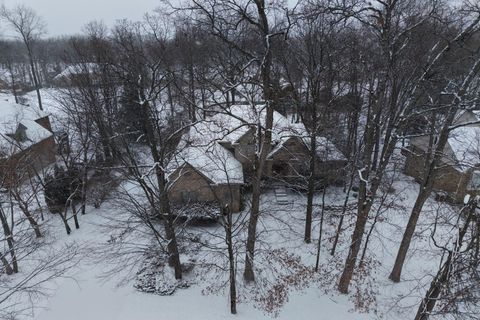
167 121 244 212
0 100 56 186
403 111 480 202
210 104 347 181
167 104 346 211
266 136 346 184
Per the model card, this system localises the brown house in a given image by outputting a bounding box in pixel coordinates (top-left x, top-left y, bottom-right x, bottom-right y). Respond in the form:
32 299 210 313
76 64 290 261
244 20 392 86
210 104 347 181
167 121 244 212
0 100 56 186
403 111 480 202
167 104 347 214
266 136 346 184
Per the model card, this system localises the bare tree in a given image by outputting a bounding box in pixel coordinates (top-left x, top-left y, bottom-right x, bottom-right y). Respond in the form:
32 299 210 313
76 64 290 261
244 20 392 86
1 4 46 111
390 49 480 283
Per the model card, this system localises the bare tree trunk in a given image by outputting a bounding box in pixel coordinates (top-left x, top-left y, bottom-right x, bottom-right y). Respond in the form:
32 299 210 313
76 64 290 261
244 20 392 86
81 151 88 215
70 201 80 230
244 173 261 282
0 206 18 273
243 0 275 283
224 205 237 314
315 186 327 272
389 191 430 282
390 57 480 282
0 252 13 275
338 100 378 293
17 202 42 238
305 133 317 243
59 210 72 235
331 171 355 256
27 48 43 111
415 200 476 320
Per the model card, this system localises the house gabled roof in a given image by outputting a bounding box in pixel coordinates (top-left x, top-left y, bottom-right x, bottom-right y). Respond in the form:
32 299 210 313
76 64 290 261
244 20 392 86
54 63 99 81
210 104 306 144
266 136 347 162
0 100 52 157
409 125 480 172
167 121 244 185
446 126 480 171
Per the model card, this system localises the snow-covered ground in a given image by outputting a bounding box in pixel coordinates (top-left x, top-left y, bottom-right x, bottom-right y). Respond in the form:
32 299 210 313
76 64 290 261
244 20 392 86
0 89 462 320
24 176 454 320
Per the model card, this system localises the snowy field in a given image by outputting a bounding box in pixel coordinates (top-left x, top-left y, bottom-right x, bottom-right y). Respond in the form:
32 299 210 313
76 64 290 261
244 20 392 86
0 89 460 320
27 179 453 320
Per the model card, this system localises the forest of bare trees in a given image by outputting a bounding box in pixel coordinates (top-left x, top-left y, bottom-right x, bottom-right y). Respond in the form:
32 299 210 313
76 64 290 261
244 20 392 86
1 0 480 319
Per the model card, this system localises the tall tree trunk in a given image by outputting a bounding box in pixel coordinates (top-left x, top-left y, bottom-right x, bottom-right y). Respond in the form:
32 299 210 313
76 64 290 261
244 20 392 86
338 97 378 293
315 186 327 272
17 202 42 238
305 132 317 243
243 0 274 283
415 200 476 320
244 173 261 282
0 252 13 275
0 207 18 273
27 49 43 111
225 205 237 315
331 171 355 256
390 57 480 282
158 179 182 280
389 191 430 282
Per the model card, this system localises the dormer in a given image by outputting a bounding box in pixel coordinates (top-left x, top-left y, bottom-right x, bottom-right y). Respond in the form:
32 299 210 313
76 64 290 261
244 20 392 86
6 123 29 143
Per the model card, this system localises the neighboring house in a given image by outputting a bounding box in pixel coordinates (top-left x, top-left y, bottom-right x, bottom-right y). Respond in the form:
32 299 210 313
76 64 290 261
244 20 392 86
167 121 244 212
209 104 347 182
0 100 56 186
403 110 480 202
267 135 346 184
452 109 480 127
53 63 99 86
167 104 347 212
0 69 10 90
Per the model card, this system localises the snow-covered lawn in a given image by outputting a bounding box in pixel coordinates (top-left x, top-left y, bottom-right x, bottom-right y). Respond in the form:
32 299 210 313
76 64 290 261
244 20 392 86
17 173 456 320
0 89 461 319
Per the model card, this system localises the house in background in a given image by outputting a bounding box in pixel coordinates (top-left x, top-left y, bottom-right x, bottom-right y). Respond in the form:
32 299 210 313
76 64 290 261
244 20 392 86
210 104 347 183
0 100 56 186
266 135 346 184
167 104 347 212
167 121 244 212
403 110 480 202
53 63 99 87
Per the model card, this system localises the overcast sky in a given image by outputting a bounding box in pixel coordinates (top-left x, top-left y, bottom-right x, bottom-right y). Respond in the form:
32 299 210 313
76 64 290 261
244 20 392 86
1 0 163 37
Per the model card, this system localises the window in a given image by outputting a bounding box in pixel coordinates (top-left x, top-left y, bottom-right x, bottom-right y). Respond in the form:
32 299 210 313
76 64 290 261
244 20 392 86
469 171 480 190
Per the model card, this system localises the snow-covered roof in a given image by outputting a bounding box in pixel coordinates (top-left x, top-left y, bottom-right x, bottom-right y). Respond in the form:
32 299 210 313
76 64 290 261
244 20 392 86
447 126 480 171
310 136 347 161
267 136 346 162
168 121 244 185
54 63 98 81
211 104 307 144
0 68 12 84
0 100 52 157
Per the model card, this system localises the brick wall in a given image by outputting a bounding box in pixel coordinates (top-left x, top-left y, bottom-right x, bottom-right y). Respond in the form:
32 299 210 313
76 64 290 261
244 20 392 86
168 163 242 212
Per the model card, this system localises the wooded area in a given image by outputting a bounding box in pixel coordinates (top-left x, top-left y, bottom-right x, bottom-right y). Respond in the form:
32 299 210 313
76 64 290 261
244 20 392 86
1 1 480 319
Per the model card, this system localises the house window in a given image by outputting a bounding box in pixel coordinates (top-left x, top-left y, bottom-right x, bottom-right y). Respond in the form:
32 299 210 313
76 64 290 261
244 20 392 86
469 171 480 190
